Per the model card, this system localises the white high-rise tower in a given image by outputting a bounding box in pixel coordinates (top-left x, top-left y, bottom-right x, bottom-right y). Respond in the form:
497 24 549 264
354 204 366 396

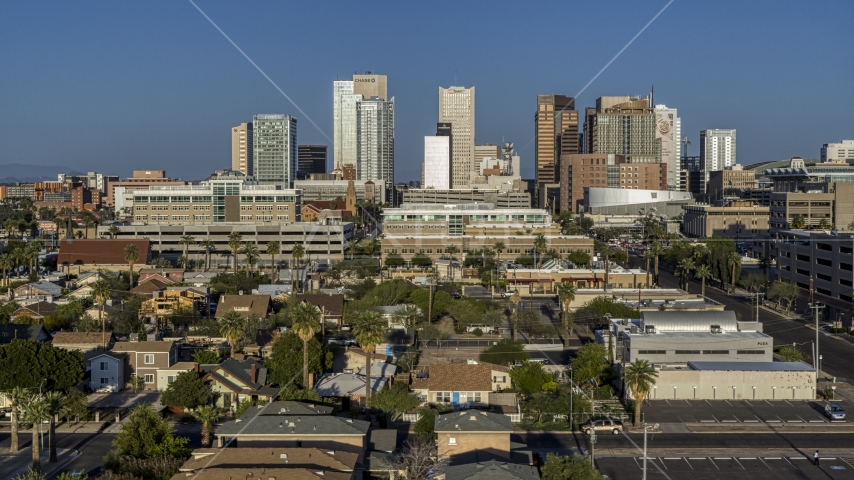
439 86 475 188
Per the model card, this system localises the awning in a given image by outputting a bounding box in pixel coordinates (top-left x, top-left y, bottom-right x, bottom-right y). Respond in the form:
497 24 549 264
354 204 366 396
508 278 553 283
561 277 602 282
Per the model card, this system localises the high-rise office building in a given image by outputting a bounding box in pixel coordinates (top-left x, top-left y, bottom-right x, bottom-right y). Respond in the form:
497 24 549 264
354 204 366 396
475 144 500 166
653 104 681 191
423 135 451 190
333 73 389 179
298 145 327 175
586 95 659 165
253 114 297 188
356 97 394 200
536 95 579 209
820 140 854 163
700 129 737 173
231 123 253 177
439 86 475 188
332 81 354 168
353 73 387 101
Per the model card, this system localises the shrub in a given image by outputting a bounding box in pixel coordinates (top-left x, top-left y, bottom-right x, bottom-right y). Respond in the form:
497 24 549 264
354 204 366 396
472 328 483 337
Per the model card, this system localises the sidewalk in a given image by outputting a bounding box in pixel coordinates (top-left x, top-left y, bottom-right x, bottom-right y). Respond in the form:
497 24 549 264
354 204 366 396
1 448 78 479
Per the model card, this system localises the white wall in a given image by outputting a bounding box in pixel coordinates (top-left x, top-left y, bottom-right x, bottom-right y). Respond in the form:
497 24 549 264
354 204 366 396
90 357 124 392
650 369 815 400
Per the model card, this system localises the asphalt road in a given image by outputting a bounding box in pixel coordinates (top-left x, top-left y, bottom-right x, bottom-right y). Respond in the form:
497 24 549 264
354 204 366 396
642 256 854 381
512 432 854 451
597 455 854 480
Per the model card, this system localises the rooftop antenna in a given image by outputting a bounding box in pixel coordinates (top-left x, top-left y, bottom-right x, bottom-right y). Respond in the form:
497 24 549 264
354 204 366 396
650 85 654 106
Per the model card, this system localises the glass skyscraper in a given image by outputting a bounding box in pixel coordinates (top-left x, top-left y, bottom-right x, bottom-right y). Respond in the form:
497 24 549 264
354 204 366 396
252 114 297 189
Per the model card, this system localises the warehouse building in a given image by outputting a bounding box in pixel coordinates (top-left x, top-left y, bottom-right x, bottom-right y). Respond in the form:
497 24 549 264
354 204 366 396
652 362 815 400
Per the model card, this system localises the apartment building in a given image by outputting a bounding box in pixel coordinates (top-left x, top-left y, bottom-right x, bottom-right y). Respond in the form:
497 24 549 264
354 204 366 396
682 200 769 238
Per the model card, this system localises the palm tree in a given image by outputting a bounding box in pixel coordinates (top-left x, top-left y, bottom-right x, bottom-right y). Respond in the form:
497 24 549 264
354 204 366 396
347 239 359 260
599 244 613 289
353 310 385 406
91 280 111 349
649 242 662 286
227 232 243 272
22 394 50 472
444 244 459 283
758 256 772 289
177 256 189 269
179 234 195 259
643 250 654 287
219 311 246 352
694 264 711 297
5 219 18 238
198 239 215 272
291 302 322 388
4 387 31 453
108 225 120 239
727 251 742 295
623 359 658 427
493 241 505 264
266 241 280 279
192 405 222 447
43 391 65 463
556 282 577 347
676 258 695 293
240 242 259 273
291 244 306 292
509 291 522 340
0 253 13 287
533 234 548 268
124 244 140 287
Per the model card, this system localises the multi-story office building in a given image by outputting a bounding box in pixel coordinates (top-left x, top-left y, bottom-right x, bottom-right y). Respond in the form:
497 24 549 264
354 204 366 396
706 165 757 200
585 95 659 165
105 170 186 207
381 203 591 266
56 172 119 195
294 178 382 204
423 136 451 190
768 183 854 232
820 140 854 163
298 145 327 176
356 97 394 201
131 170 301 225
402 189 530 208
231 123 253 177
439 86 475 188
700 129 737 175
536 95 579 209
682 200 769 239
333 80 355 167
353 73 387 100
559 153 666 213
475 144 500 167
653 104 681 190
253 114 297 189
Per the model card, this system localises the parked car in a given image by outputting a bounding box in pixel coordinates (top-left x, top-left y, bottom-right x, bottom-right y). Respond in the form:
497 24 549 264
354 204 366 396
501 291 518 298
581 418 624 435
825 403 846 420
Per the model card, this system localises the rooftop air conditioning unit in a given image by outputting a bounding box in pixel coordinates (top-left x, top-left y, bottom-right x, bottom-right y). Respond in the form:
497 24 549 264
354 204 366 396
630 326 639 334
644 325 656 334
710 325 722 334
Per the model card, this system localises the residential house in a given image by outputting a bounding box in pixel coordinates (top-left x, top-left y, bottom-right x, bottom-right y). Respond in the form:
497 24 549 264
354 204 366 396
357 362 397 379
57 239 151 268
156 361 197 391
243 328 280 358
68 285 94 299
0 324 51 345
295 293 344 328
256 284 291 300
435 411 514 462
9 301 59 323
135 272 175 287
138 267 185 283
110 340 178 390
51 331 116 362
176 448 358 480
334 347 389 374
89 353 126 392
377 329 415 356
215 293 271 318
84 299 122 322
201 358 278 410
378 304 421 329
410 361 511 406
170 468 350 480
129 279 168 295
70 272 102 289
139 287 207 318
445 460 540 480
12 281 62 301
314 373 388 411
183 271 218 287
213 401 371 464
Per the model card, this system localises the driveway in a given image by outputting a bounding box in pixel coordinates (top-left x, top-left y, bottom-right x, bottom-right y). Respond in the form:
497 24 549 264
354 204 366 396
88 391 162 410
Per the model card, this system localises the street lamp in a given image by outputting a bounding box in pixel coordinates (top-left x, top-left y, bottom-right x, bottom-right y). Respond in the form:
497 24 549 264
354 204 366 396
642 422 660 480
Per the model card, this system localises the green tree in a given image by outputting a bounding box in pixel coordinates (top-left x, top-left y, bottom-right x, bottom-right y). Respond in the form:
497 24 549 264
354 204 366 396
198 239 216 272
21 395 50 472
510 361 552 394
0 340 85 393
791 214 806 229
353 310 386 405
676 258 695 292
219 310 246 350
43 391 65 463
694 264 711 297
291 243 306 292
569 342 609 387
776 345 805 362
727 251 742 294
443 244 459 282
124 244 140 287
541 453 605 480
227 232 243 272
623 359 658 427
479 338 528 366
191 349 221 364
266 332 332 388
414 407 437 440
191 405 221 447
3 386 31 453
240 242 259 273
91 279 111 349
113 403 189 459
160 371 211 411
557 282 577 347
291 301 322 387
493 241 505 263
266 241 280 279
397 345 421 373
370 382 420 421
568 249 591 268
178 235 195 263
533 233 548 268
392 304 422 329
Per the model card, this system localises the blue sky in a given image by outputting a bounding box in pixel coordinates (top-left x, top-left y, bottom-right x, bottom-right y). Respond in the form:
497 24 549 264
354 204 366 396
1 1 852 181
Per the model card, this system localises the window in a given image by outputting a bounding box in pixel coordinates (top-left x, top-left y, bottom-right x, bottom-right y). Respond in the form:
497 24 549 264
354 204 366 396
466 392 482 403
100 377 108 385
703 350 729 354
144 374 154 384
449 437 457 445
737 350 765 355
674 350 701 355
638 350 666 355
99 361 109 371
144 354 154 364
167 376 177 385
435 392 451 402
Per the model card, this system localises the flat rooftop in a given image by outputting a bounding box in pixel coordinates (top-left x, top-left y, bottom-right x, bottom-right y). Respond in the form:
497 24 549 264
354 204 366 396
689 361 814 371
629 331 770 339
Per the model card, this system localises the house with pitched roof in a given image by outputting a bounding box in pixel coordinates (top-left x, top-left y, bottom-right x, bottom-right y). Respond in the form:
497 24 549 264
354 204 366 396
12 281 63 301
201 358 278 410
314 373 387 411
52 331 116 362
129 278 168 295
138 267 185 283
446 460 540 480
0 324 51 345
176 447 359 479
10 301 59 323
215 293 271 318
110 340 178 390
295 293 345 328
57 239 151 268
409 361 512 406
435 411 514 462
89 352 127 392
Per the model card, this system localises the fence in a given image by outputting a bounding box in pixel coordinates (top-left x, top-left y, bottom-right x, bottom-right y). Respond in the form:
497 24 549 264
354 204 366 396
399 409 525 423
488 393 518 406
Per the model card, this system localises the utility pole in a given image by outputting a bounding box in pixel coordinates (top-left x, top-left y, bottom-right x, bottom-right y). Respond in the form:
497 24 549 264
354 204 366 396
642 423 660 480
809 302 825 380
755 292 764 322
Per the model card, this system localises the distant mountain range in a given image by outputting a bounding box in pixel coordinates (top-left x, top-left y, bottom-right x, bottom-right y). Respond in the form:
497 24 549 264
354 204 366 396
0 163 85 184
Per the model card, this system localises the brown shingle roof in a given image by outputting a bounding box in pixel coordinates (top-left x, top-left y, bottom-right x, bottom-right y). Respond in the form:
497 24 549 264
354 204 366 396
179 447 358 472
171 469 351 480
52 332 115 345
295 294 345 317
215 294 271 318
10 302 59 318
58 239 150 265
425 363 508 392
111 340 176 353
130 279 168 294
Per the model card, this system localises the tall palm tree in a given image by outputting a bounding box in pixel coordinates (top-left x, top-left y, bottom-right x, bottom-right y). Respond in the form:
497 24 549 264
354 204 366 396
347 239 359 260
727 251 742 295
240 242 259 273
623 359 658 427
353 310 385 406
43 391 65 463
694 264 711 297
493 241 505 264
0 253 13 287
444 245 459 283
509 292 522 340
91 280 111 349
177 256 189 269
192 405 222 447
758 256 772 289
124 244 140 287
291 244 306 292
556 282 577 347
291 302 321 388
179 235 195 265
198 239 216 272
4 387 31 453
219 311 246 352
266 241 280 279
643 250 654 287
108 225 120 239
599 244 613 289
649 242 662 286
227 232 243 272
533 234 548 268
676 258 695 293
22 394 50 472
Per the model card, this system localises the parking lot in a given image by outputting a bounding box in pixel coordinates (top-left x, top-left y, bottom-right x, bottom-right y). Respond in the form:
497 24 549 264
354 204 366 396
643 399 851 425
597 455 854 479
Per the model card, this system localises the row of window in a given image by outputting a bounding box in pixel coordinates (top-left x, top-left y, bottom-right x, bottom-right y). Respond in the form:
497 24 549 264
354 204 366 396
434 391 483 403
637 349 765 355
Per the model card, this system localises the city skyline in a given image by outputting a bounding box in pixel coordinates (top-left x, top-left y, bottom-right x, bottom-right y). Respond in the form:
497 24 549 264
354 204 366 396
0 1 852 181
